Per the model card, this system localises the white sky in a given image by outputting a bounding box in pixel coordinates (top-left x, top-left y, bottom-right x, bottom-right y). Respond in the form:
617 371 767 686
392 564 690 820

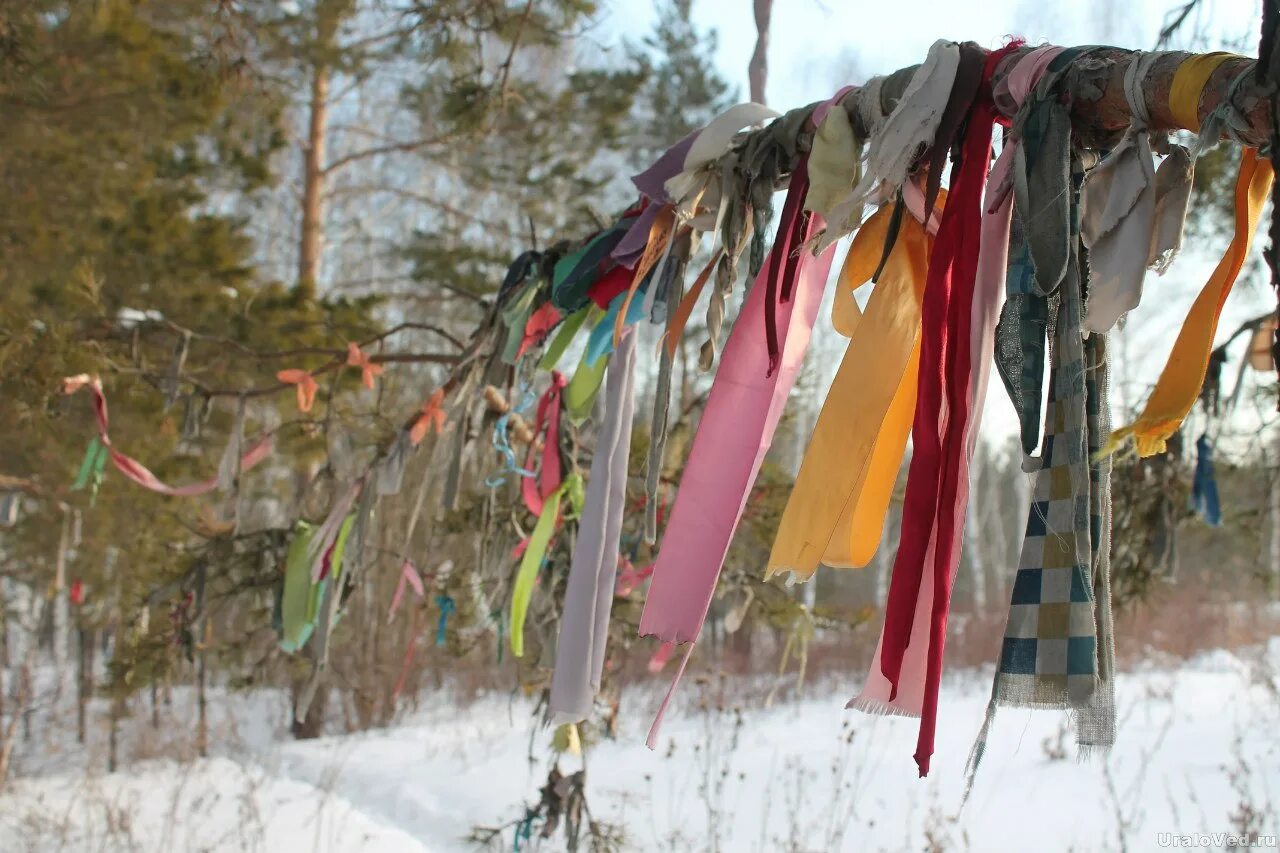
603 0 1275 453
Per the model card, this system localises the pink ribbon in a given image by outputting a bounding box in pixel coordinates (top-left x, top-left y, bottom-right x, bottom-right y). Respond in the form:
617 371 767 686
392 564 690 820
638 213 835 745
387 558 426 622
61 375 272 498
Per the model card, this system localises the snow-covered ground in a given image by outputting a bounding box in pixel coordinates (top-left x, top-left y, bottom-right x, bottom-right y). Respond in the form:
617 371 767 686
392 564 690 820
2 642 1278 852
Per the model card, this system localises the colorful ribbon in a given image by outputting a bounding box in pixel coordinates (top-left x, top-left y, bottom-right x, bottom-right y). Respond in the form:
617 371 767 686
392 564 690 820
61 375 272 498
1105 150 1273 457
387 558 425 622
639 166 837 745
876 42 1020 776
509 472 584 658
277 369 319 413
521 372 567 517
345 342 384 389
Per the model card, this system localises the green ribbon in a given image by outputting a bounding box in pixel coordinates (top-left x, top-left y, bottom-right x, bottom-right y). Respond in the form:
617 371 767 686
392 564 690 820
563 320 609 425
71 436 109 502
280 523 316 652
537 305 591 372
280 515 355 653
500 282 539 365
509 472 583 658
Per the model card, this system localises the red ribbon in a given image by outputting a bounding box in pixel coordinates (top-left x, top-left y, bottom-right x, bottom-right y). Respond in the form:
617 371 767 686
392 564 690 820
765 155 816 376
521 372 567 516
61 375 272 498
516 302 562 361
878 42 1022 777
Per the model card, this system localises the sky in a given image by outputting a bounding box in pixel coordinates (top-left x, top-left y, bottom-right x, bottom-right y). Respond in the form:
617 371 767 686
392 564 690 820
602 0 1277 453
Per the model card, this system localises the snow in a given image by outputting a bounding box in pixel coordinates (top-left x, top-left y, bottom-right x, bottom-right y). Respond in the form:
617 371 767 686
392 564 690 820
2 648 1277 852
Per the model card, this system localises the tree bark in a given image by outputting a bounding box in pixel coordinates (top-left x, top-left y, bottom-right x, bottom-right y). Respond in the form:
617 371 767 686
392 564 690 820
51 508 70 702
296 5 346 300
297 61 329 301
825 47 1271 150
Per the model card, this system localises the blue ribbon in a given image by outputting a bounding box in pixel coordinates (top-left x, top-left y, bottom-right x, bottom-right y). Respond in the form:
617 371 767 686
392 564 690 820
484 368 538 489
1191 433 1222 527
584 287 649 366
435 595 456 647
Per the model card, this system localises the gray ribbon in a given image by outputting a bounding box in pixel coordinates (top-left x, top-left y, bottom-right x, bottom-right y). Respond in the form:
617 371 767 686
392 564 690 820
547 328 638 726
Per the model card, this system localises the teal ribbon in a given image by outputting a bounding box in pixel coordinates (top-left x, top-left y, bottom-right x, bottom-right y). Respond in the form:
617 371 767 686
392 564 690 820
435 595 455 646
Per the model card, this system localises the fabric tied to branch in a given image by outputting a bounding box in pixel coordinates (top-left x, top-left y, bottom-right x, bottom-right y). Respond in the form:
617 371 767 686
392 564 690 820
509 472 584 658
872 41 1019 777
966 146 1116 800
768 192 934 581
815 39 961 252
549 328 638 726
993 46 1093 463
1191 433 1223 526
639 182 836 746
60 375 272 498
1080 51 1195 333
521 372 567 517
1104 149 1273 457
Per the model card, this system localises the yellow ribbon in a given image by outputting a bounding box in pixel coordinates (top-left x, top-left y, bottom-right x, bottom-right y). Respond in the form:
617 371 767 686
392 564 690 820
766 198 935 579
1105 148 1273 458
1168 52 1236 132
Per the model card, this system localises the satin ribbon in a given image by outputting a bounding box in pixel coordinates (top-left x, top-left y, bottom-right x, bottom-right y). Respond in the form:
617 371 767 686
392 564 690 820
615 558 654 596
277 369 319 413
804 85 861 224
61 375 272 498
1105 149 1273 457
345 342 384 389
564 311 610 425
639 204 836 745
1191 433 1223 526
71 436 109 499
521 372 567 517
509 471 584 658
548 328 638 725
768 195 934 580
876 42 1020 777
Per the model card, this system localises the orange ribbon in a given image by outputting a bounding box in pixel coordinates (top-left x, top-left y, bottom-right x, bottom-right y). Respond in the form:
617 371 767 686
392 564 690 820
346 342 384 389
276 369 319 413
409 388 447 446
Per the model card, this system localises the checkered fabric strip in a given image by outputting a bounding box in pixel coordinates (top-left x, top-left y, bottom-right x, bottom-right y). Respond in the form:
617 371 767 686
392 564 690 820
995 168 1102 711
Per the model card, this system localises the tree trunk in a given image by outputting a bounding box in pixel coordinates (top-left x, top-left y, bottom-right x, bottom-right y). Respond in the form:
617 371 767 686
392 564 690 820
297 59 329 301
77 626 94 745
291 681 328 740
51 509 70 702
